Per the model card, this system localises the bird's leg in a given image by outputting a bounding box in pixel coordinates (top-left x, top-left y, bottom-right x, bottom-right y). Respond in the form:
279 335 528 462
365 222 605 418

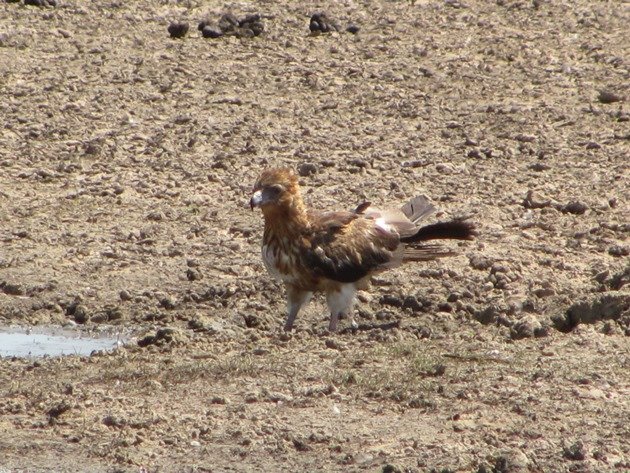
328 311 340 332
326 284 356 332
284 285 312 331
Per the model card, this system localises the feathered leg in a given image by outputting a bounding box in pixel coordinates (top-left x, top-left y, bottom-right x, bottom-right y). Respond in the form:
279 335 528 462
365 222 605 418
284 285 312 331
326 284 357 332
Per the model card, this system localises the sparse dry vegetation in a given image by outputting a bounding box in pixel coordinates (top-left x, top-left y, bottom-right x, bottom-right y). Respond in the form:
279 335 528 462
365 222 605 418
0 0 628 471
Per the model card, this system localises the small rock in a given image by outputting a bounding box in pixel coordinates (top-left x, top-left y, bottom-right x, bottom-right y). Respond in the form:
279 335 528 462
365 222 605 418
598 90 623 104
514 133 536 143
380 294 404 308
102 414 126 428
218 13 239 33
381 464 403 473
297 162 318 177
73 305 89 324
553 294 630 332
474 305 502 325
292 436 311 452
402 295 424 312
533 287 555 298
238 14 264 37
510 315 542 340
47 401 72 420
560 201 588 215
0 281 24 296
202 26 223 39
528 162 550 172
494 449 530 472
325 339 343 350
467 149 483 159
244 392 259 403
522 190 551 209
119 290 132 301
168 22 189 39
137 327 181 347
563 441 587 461
25 0 54 6
346 24 360 34
310 12 339 33
608 244 629 257
187 268 203 281
469 255 493 270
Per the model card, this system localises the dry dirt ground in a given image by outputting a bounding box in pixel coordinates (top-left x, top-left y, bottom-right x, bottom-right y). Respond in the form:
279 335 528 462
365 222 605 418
0 0 628 472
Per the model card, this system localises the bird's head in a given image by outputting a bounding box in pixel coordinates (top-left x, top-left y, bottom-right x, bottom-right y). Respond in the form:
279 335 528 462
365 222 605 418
250 168 301 213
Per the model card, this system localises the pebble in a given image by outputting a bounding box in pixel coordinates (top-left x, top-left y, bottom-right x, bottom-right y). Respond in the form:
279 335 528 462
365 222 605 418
528 162 550 171
608 244 629 257
73 305 89 324
510 315 542 340
25 0 56 6
310 12 339 33
563 441 587 461
186 268 203 281
494 449 530 471
297 162 318 177
168 22 189 39
598 90 623 104
560 201 588 215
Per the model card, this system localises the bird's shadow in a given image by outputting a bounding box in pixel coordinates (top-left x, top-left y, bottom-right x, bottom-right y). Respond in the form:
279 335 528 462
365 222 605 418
338 320 400 334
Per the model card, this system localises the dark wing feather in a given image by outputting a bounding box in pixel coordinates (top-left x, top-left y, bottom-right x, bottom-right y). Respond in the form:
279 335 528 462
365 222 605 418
304 211 399 283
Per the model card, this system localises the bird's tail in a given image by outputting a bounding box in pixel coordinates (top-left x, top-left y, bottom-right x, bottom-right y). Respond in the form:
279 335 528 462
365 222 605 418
400 220 476 243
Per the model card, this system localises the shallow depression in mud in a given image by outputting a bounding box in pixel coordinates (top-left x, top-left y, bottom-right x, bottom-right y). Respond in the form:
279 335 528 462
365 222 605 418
0 326 126 358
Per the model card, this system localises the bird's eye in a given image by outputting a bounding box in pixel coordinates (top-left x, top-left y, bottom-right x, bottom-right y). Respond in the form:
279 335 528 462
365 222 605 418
268 184 284 194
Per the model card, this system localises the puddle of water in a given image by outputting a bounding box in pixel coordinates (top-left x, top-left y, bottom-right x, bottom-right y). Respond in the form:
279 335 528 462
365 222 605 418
0 326 125 358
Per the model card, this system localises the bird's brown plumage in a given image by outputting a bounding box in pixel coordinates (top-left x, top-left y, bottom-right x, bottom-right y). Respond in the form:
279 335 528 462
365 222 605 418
250 167 475 331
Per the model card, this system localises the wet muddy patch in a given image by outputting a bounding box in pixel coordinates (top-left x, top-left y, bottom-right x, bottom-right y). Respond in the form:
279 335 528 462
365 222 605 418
0 326 126 358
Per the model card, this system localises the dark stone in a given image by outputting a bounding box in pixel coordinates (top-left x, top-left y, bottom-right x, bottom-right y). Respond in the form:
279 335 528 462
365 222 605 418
186 268 203 281
598 90 623 104
168 22 189 39
560 201 588 215
297 162 318 177
310 12 339 33
218 13 240 33
202 26 223 39
379 294 404 308
73 305 89 324
346 24 360 34
563 441 587 461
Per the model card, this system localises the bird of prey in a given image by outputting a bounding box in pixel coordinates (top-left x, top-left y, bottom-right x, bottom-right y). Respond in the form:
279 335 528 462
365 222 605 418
250 168 475 332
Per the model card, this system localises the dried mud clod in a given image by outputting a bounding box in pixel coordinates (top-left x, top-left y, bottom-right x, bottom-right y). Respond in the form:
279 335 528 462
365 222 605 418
137 327 185 347
167 22 189 39
552 293 630 333
200 13 264 39
24 0 56 6
598 89 624 104
309 12 340 34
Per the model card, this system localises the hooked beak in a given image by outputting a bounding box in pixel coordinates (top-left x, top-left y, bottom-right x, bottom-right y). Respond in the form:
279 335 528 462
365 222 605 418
250 190 263 210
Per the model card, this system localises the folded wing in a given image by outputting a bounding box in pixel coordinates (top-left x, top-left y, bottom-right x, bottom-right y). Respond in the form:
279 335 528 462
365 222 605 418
304 211 400 283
